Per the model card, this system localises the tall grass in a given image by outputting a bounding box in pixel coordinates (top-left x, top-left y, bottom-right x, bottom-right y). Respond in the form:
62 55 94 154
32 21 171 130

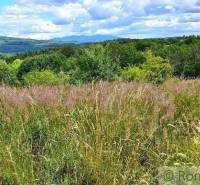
0 80 199 185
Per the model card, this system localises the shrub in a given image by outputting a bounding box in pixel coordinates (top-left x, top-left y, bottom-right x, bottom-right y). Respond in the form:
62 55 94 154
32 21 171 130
0 60 19 85
143 51 173 84
144 62 173 84
121 67 145 81
18 53 68 78
24 70 69 85
9 59 23 74
121 51 172 84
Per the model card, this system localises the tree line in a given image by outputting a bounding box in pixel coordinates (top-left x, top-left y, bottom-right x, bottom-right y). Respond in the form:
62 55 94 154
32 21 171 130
0 36 200 86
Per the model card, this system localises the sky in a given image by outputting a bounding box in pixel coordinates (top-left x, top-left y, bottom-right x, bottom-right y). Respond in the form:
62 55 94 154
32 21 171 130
0 0 200 39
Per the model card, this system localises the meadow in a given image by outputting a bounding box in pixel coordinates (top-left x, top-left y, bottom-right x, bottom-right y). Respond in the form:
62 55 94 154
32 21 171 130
0 79 199 185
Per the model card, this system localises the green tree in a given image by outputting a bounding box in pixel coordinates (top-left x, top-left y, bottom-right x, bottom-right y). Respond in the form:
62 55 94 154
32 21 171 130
59 45 81 58
106 42 146 68
121 51 172 84
0 60 19 85
9 59 23 74
18 53 68 79
73 44 119 83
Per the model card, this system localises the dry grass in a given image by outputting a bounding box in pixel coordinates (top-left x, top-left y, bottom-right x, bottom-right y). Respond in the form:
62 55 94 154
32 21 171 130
0 80 199 185
0 80 180 111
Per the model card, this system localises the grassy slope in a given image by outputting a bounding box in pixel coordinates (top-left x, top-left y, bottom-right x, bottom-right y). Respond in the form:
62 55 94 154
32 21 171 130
0 80 199 185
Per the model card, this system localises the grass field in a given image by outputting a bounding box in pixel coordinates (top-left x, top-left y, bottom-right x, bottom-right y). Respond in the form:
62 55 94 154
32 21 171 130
0 80 200 185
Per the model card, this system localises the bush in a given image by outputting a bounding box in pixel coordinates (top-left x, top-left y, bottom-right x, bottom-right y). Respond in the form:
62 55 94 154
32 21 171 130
143 51 173 84
121 67 145 81
145 63 173 84
121 51 172 84
9 59 23 74
0 60 19 85
18 53 68 78
24 70 70 85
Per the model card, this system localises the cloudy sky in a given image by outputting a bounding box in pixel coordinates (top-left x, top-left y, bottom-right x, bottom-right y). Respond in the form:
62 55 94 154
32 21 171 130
0 0 200 39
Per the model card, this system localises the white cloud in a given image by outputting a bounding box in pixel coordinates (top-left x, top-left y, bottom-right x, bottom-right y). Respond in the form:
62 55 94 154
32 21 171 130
0 0 200 39
52 3 90 24
145 16 178 28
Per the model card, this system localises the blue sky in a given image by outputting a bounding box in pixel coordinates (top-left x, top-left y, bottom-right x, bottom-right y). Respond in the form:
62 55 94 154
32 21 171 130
0 0 15 6
0 0 200 39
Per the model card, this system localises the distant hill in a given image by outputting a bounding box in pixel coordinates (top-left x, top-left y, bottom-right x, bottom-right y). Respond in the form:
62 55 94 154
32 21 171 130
54 35 119 43
0 35 118 55
0 36 73 55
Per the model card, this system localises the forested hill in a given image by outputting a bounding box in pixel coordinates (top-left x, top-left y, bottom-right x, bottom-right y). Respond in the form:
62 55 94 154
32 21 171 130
0 35 118 55
54 35 118 43
0 36 74 55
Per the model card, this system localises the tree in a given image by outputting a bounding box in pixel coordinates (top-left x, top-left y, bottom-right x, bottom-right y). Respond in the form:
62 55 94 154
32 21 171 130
9 59 23 74
17 53 68 79
0 60 19 85
72 44 120 83
106 42 146 68
121 51 172 84
59 45 81 58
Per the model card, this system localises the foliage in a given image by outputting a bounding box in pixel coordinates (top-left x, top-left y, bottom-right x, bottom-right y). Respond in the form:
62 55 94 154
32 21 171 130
59 45 81 58
105 41 146 68
143 51 173 84
166 44 200 77
73 44 120 83
0 60 19 85
24 70 70 85
122 51 172 84
9 59 23 74
1 36 200 86
17 53 68 78
121 67 145 81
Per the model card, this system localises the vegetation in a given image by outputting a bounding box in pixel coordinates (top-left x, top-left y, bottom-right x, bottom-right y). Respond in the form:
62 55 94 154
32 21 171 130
24 70 69 85
121 51 172 84
0 80 199 184
1 36 200 86
0 36 199 184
